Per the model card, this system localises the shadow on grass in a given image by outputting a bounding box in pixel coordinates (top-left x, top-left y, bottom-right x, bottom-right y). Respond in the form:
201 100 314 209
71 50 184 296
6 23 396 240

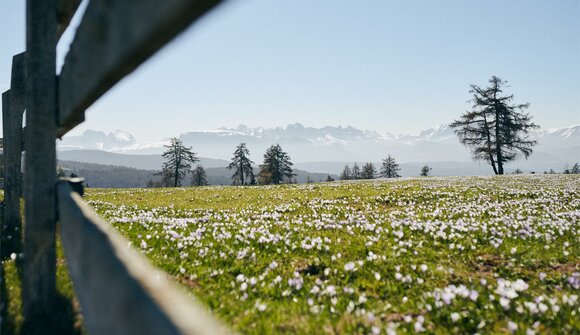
1 206 84 335
19 293 83 335
1 201 22 334
1 251 83 335
0 204 22 262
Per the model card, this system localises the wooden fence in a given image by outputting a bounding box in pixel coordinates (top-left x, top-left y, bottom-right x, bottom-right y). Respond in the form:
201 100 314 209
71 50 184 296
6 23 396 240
2 0 232 333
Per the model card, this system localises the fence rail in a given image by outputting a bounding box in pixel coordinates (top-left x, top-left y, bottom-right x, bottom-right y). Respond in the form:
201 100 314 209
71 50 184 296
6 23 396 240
2 0 232 333
57 0 81 38
57 181 231 335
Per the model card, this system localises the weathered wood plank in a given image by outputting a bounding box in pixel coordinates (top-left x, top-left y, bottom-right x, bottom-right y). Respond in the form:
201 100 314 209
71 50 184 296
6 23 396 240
57 181 233 335
2 53 26 251
23 0 58 320
11 53 27 102
57 0 81 39
58 0 223 137
1 91 13 193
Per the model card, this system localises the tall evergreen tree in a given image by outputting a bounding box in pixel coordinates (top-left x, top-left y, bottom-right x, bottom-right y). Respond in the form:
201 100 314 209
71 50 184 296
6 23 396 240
259 144 295 184
228 143 254 185
451 76 539 175
360 162 377 179
340 165 351 180
420 165 432 177
380 155 401 178
351 163 361 180
160 137 198 187
191 165 208 186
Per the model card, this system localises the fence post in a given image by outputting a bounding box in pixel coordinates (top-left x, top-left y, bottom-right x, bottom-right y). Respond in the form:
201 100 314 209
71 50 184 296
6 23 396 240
23 0 58 320
2 53 26 253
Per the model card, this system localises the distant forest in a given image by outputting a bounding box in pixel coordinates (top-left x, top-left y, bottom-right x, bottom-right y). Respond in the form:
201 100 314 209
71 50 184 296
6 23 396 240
59 160 158 188
58 160 337 188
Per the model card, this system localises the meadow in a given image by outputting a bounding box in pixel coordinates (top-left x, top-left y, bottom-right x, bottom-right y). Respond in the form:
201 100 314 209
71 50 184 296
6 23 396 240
85 175 579 334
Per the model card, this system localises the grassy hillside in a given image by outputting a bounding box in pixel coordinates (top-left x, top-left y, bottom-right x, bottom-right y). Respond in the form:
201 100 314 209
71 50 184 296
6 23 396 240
86 175 579 334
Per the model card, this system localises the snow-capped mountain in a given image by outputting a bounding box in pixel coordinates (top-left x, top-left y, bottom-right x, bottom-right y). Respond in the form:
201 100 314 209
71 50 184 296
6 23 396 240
202 123 384 143
58 129 165 154
58 129 136 151
58 124 579 172
395 124 457 145
531 125 580 149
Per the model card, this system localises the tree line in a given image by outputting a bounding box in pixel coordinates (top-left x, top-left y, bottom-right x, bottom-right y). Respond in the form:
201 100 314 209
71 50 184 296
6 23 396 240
153 140 297 187
339 156 433 180
155 139 442 188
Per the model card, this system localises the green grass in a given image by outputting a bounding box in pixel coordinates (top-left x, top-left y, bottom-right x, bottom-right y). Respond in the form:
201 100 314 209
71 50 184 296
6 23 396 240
85 175 580 334
1 239 85 335
0 195 85 335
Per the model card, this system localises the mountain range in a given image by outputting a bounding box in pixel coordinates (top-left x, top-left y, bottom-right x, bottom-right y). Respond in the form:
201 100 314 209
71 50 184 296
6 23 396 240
57 123 579 175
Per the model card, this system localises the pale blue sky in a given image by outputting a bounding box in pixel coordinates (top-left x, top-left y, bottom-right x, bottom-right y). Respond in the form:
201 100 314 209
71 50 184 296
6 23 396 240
1 0 579 141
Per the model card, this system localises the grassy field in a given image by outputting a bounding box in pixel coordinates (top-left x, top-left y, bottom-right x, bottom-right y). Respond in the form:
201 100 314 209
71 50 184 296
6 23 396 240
83 175 579 334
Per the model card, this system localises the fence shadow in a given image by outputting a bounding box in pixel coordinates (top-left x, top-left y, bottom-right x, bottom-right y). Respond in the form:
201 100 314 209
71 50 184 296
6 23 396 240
0 202 22 262
1 207 84 335
0 255 84 335
20 292 83 335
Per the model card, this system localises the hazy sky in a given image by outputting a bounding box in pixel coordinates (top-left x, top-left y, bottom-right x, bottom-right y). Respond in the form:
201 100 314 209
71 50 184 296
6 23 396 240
1 0 579 141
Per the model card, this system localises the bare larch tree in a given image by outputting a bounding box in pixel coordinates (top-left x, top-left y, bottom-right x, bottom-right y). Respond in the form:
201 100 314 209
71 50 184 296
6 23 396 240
451 76 539 175
160 137 198 187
